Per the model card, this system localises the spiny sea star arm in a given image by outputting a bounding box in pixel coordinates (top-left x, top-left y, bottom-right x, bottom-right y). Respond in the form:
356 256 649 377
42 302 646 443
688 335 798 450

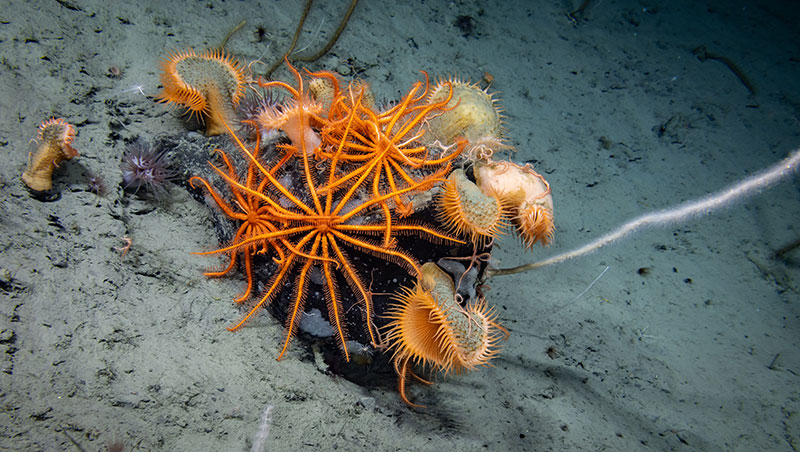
385 158 417 186
202 228 242 278
256 79 300 99
226 230 316 333
193 225 315 256
318 158 373 194
234 252 255 303
395 356 426 408
328 236 378 346
370 162 394 246
382 81 423 136
381 159 414 215
320 235 351 361
227 250 297 332
336 224 464 244
277 235 321 360
297 117 324 214
392 91 452 146
329 147 387 216
403 138 466 166
324 90 363 196
208 160 333 223
189 175 246 221
330 229 421 276
218 114 317 216
337 179 431 221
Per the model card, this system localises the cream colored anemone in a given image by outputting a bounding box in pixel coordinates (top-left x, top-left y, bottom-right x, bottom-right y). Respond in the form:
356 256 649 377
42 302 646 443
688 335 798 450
473 160 555 248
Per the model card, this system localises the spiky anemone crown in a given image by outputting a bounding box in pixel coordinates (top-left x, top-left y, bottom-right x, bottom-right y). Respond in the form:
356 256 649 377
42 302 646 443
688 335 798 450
252 65 336 154
21 118 79 192
38 117 77 151
384 262 507 406
255 95 324 153
434 160 555 250
436 168 509 246
155 48 248 136
424 79 510 160
235 90 281 141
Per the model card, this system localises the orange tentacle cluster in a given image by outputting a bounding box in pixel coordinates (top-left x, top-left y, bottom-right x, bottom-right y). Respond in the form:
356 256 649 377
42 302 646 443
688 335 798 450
156 49 248 136
436 168 510 246
191 62 465 364
22 118 79 192
170 47 556 406
189 143 286 303
384 262 508 407
313 70 464 232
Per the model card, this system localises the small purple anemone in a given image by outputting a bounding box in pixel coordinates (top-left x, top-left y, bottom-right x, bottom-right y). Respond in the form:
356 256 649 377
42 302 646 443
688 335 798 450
121 139 172 196
86 173 106 196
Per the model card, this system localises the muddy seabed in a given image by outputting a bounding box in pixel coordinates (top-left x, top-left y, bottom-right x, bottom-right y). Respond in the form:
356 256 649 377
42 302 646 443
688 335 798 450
1 1 799 451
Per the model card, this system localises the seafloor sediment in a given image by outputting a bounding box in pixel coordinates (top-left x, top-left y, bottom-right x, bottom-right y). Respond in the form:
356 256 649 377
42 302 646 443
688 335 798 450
1 1 799 451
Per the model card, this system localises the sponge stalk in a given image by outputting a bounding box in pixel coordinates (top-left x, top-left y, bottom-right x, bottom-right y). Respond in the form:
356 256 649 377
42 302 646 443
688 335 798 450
490 149 800 277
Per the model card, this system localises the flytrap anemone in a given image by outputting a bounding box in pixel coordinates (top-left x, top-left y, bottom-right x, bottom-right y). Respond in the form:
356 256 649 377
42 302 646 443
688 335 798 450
121 138 173 196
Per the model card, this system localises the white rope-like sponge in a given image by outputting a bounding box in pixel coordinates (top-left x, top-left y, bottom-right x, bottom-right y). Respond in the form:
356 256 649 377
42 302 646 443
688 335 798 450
492 149 800 276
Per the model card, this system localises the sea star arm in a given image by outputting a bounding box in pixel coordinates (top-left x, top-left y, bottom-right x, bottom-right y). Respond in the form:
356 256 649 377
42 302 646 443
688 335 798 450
227 250 297 332
330 229 420 277
193 225 315 256
336 224 464 244
320 235 350 361
328 236 378 346
189 175 246 221
227 230 317 333
277 234 321 360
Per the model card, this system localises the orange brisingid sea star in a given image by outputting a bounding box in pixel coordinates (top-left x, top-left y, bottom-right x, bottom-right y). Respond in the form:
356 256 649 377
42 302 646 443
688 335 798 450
189 144 287 303
316 70 464 227
192 62 466 362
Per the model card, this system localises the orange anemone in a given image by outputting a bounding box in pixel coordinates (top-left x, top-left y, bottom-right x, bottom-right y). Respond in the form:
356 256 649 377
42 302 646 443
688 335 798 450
22 117 78 192
384 262 508 407
156 48 248 136
436 168 508 246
